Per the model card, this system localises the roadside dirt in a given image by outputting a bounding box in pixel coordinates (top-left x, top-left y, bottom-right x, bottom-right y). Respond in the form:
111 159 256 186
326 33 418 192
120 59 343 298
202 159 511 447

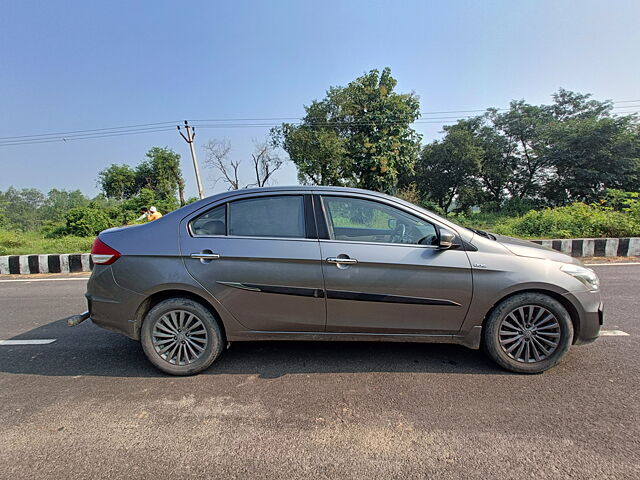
582 256 640 264
0 272 91 280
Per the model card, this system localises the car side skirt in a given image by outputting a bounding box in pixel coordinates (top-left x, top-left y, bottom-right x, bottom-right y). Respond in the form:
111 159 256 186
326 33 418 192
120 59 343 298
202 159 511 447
227 325 483 349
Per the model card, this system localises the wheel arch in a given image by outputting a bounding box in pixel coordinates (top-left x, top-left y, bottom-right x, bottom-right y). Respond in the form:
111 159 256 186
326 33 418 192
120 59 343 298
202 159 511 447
480 288 581 345
131 289 227 342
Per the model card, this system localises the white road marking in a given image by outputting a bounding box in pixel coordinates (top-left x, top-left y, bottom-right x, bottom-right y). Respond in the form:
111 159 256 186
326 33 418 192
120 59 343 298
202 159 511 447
0 277 88 283
0 339 57 345
600 330 630 336
586 262 640 266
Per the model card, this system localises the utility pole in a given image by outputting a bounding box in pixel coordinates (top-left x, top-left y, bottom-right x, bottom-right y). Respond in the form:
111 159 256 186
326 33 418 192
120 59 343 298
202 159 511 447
177 120 205 199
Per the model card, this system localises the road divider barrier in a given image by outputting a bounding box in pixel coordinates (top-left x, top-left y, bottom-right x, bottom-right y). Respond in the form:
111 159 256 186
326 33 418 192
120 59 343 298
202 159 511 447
530 237 640 258
1 237 639 274
0 254 92 275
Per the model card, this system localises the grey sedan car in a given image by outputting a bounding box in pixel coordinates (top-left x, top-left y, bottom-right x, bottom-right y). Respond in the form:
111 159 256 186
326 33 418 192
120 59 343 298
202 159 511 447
75 186 602 375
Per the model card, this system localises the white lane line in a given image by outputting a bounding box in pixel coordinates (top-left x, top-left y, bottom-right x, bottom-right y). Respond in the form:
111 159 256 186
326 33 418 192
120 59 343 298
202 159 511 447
0 277 89 283
600 330 630 336
586 262 640 266
0 339 57 345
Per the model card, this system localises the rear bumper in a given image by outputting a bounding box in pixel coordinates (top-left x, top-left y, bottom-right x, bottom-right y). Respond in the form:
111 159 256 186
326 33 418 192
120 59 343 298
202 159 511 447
563 290 603 345
86 265 145 339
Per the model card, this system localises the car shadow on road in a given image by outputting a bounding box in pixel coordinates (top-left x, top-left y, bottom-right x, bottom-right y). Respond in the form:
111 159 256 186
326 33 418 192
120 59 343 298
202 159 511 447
0 318 510 378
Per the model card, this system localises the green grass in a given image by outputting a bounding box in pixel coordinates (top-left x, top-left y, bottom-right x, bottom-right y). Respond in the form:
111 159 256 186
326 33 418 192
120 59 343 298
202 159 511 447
447 205 640 239
0 230 94 256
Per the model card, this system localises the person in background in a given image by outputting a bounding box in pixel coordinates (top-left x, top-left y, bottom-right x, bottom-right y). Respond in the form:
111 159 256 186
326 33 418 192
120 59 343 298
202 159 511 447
135 207 149 222
148 206 163 221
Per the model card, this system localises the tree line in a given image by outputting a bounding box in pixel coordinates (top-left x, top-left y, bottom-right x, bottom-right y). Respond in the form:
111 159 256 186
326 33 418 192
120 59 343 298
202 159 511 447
0 147 194 236
271 68 640 214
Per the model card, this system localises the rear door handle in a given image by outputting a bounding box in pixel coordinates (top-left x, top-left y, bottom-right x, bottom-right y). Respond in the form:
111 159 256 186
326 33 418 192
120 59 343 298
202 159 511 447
326 257 358 265
190 253 220 260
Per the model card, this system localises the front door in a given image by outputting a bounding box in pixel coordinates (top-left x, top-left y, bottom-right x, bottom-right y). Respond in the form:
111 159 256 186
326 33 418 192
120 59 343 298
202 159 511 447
180 194 326 332
318 195 472 334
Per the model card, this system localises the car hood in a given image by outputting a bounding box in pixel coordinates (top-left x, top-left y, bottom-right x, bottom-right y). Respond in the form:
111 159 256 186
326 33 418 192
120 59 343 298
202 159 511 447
493 234 583 265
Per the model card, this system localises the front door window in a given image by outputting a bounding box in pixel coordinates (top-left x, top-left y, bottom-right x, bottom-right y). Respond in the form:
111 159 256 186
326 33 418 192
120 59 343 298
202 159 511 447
323 196 438 246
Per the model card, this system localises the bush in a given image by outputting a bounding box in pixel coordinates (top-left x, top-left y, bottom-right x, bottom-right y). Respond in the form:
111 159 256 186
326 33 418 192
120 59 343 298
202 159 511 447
448 211 513 232
603 189 640 224
0 230 93 255
0 230 25 255
64 207 116 237
506 203 640 239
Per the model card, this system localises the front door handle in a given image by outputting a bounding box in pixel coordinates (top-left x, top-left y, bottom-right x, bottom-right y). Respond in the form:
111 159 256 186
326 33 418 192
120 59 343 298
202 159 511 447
326 257 358 265
191 252 220 260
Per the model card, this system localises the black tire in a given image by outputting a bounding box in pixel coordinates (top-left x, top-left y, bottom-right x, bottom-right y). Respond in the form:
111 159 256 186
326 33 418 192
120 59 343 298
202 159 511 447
483 293 574 374
141 297 223 376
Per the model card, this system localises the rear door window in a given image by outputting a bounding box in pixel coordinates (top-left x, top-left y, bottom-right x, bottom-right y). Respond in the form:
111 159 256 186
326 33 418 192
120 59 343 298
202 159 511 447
191 204 226 236
229 195 305 238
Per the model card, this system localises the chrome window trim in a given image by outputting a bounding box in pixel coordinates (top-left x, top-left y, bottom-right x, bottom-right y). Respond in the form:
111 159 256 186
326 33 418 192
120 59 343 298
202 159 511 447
187 192 313 241
187 234 319 243
318 194 443 248
318 192 458 233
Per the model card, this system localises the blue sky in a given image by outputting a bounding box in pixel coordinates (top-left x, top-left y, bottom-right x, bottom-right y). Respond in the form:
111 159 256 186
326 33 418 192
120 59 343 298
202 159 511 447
1 0 639 198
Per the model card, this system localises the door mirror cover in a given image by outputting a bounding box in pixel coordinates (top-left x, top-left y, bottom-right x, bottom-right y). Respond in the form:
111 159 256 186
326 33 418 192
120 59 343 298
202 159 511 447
438 228 455 249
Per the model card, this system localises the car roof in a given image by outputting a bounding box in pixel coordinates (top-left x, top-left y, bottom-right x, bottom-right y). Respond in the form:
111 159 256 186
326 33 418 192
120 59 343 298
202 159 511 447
186 185 394 209
213 185 384 196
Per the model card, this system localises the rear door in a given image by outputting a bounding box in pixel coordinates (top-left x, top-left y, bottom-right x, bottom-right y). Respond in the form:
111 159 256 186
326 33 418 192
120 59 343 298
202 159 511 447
317 194 472 334
180 193 326 332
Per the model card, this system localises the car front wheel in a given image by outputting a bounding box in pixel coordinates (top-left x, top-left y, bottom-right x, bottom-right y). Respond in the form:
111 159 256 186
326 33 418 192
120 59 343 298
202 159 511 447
141 298 223 375
483 293 574 374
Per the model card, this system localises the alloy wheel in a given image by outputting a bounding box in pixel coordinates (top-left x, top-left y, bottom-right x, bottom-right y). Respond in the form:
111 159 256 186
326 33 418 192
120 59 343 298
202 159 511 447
152 310 208 366
498 305 561 363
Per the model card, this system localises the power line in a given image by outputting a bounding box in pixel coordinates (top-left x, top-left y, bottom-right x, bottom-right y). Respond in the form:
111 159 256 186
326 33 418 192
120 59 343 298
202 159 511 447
0 99 637 147
0 126 176 146
189 103 640 124
2 112 639 147
0 120 180 142
1 98 637 141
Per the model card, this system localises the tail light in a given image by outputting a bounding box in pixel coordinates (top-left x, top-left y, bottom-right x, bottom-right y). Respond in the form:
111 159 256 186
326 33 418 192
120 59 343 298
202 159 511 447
91 238 121 265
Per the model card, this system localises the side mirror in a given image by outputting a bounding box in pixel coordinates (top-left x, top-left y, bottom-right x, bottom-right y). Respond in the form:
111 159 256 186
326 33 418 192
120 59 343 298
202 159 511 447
438 228 455 249
387 218 397 229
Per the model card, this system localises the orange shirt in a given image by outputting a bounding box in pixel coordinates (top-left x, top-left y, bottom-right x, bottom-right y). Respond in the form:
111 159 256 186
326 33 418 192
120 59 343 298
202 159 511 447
148 211 163 221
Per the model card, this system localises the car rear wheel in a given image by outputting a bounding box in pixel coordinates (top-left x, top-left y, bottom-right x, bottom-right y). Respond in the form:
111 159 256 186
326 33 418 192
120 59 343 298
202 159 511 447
141 298 223 376
483 293 574 374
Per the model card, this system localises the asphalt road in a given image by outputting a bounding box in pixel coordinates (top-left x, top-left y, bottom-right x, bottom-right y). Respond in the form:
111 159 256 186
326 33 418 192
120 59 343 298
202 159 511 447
0 265 638 479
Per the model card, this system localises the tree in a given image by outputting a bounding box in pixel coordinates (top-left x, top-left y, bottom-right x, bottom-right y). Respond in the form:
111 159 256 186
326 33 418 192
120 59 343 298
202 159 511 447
442 117 519 209
249 140 283 187
137 147 185 206
97 147 184 209
274 113 350 186
203 138 283 190
203 139 241 190
97 164 138 201
43 189 90 224
418 89 640 211
543 116 640 204
416 127 482 212
0 187 46 231
486 101 554 200
273 68 421 193
547 88 613 121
